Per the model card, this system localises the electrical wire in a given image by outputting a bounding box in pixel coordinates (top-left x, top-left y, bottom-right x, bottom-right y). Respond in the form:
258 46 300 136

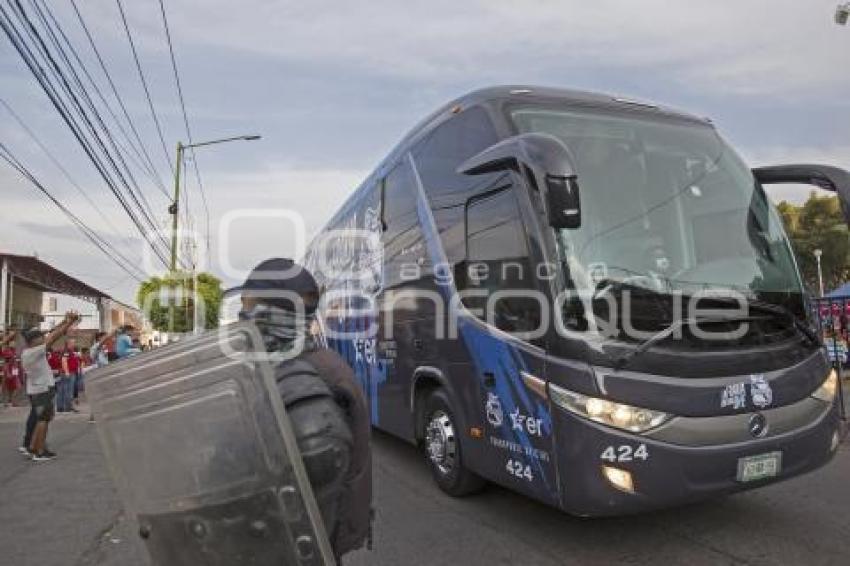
0 141 146 283
36 0 170 198
158 0 210 250
69 0 169 196
23 0 166 233
0 95 135 249
0 0 176 268
114 0 174 177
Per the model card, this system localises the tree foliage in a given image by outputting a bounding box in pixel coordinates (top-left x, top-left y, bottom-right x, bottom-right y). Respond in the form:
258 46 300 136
136 271 223 332
777 192 850 294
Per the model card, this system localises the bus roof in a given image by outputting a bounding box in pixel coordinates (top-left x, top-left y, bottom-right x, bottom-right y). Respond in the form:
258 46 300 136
312 85 713 238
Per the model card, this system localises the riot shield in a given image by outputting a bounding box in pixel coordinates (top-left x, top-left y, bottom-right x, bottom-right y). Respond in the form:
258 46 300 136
87 322 335 565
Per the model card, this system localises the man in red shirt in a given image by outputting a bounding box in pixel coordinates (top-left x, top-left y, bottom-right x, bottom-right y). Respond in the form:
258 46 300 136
1 347 15 364
1 331 21 406
58 339 80 413
47 348 61 372
2 354 22 407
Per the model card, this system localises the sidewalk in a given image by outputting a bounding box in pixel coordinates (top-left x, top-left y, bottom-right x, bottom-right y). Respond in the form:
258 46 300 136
0 402 148 566
0 400 93 424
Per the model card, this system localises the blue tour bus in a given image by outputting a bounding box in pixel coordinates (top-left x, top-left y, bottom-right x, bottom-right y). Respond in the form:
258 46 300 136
304 86 846 515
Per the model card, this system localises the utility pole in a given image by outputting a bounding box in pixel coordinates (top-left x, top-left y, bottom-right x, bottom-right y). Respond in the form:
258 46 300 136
169 142 183 271
168 135 261 271
814 249 825 297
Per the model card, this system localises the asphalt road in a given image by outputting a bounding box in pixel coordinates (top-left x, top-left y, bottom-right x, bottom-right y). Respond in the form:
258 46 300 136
1 406 848 566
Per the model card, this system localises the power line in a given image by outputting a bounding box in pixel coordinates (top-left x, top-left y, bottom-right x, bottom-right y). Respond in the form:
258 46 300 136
36 0 170 198
68 0 169 196
0 1 173 268
0 140 146 283
115 0 175 177
0 95 135 248
23 0 166 232
158 0 210 250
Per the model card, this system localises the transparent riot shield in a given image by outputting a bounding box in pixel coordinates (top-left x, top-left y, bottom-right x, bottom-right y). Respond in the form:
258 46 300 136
87 322 335 565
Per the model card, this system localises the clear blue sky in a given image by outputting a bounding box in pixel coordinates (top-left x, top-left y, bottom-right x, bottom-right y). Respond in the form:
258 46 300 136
1 0 848 304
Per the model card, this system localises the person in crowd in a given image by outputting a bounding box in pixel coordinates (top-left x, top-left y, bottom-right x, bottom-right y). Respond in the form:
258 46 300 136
1 328 17 361
85 330 114 423
81 347 92 366
2 355 23 408
232 258 371 559
114 325 140 359
89 331 113 368
72 345 85 406
20 312 80 461
1 331 21 407
57 338 80 413
47 346 61 384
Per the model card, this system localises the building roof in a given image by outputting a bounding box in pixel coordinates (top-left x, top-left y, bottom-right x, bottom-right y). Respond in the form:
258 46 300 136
0 253 110 300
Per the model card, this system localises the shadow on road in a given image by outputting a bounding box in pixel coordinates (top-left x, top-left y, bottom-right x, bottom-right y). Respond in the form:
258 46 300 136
348 428 849 566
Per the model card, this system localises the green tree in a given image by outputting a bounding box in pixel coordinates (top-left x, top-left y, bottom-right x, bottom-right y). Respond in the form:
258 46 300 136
777 193 850 294
137 272 223 332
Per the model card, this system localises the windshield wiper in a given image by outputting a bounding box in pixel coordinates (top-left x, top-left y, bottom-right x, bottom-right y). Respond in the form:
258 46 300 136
708 296 820 347
614 298 820 371
613 313 769 371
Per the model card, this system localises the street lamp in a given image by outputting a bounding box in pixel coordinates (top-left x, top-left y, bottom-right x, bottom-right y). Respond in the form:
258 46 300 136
169 134 262 271
167 134 261 334
814 249 825 297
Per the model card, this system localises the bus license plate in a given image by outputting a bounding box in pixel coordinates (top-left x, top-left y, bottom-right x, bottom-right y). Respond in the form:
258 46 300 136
737 452 782 482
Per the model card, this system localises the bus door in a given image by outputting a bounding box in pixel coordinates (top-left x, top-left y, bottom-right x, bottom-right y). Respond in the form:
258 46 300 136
453 182 560 505
755 164 850 419
376 158 436 440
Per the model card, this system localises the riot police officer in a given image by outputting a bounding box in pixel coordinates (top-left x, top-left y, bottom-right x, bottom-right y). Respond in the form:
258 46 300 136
230 258 371 561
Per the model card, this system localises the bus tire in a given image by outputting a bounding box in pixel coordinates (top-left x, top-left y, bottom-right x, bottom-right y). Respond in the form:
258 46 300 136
423 388 485 496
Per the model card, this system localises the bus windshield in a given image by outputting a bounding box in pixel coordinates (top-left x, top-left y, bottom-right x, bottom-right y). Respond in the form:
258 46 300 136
511 107 803 304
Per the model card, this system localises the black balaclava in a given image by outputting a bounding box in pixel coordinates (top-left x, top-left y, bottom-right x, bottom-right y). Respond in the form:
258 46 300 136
229 258 321 357
238 302 316 356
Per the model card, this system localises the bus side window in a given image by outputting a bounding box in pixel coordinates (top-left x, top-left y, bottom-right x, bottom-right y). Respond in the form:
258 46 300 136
461 187 541 334
382 159 424 288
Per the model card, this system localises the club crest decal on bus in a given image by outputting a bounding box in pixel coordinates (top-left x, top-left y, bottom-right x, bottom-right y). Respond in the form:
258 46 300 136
720 382 747 410
749 374 773 409
486 392 504 427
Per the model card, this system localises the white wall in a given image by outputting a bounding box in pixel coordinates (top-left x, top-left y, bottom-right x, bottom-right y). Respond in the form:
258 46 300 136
41 293 99 330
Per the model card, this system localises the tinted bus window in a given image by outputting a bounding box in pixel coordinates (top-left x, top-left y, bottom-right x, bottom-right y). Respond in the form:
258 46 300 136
382 158 429 288
460 187 541 334
383 159 418 244
413 107 501 204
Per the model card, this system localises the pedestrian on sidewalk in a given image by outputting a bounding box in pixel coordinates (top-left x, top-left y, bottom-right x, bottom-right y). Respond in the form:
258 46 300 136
114 325 140 359
47 346 61 388
1 331 21 407
1 356 23 407
20 312 80 461
86 330 114 423
57 338 80 413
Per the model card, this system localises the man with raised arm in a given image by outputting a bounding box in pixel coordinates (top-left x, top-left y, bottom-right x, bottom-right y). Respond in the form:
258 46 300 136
19 312 80 461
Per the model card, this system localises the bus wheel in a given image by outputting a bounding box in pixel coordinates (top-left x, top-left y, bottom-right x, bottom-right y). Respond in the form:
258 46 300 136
423 389 485 496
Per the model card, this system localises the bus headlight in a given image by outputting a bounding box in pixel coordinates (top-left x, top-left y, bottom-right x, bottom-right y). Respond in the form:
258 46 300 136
812 369 838 404
549 383 671 433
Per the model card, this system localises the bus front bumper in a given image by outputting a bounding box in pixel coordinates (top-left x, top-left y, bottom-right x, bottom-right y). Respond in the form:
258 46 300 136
554 400 841 517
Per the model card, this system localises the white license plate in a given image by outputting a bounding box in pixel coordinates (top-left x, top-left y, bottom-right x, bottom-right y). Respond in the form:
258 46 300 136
737 451 782 482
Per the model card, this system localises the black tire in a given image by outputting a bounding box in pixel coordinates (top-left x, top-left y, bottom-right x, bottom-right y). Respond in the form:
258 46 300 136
422 388 486 496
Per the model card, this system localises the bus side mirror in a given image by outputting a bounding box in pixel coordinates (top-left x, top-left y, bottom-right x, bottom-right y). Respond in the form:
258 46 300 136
457 133 582 229
754 164 850 226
